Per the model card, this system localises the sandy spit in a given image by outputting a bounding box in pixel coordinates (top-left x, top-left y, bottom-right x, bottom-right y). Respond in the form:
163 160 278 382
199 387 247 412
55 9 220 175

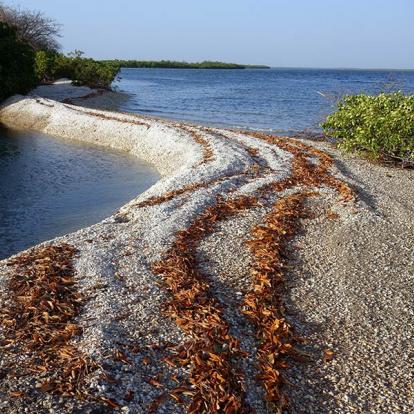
0 85 413 414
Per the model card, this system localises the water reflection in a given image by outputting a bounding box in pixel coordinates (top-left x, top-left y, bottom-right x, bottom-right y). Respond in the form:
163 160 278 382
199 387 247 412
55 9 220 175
0 125 159 259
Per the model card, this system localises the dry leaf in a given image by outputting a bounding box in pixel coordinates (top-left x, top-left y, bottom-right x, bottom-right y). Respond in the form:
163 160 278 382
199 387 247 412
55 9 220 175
323 348 335 362
10 391 25 398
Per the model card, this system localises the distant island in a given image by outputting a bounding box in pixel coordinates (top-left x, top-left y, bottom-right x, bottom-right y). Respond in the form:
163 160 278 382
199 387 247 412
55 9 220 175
100 60 271 69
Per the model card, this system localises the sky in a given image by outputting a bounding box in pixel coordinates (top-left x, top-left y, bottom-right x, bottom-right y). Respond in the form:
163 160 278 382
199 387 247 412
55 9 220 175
5 0 414 69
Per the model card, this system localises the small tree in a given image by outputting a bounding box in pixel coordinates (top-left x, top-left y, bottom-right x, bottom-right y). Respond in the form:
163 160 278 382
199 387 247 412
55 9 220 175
0 3 61 51
35 50 58 82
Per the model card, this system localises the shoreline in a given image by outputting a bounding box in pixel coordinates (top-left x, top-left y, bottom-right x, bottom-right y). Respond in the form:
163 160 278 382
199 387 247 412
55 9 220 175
0 86 412 413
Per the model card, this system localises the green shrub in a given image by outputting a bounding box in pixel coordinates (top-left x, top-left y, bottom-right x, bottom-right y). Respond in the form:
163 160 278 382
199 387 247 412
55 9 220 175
322 92 414 164
70 58 119 89
35 50 120 89
34 50 58 82
0 22 37 101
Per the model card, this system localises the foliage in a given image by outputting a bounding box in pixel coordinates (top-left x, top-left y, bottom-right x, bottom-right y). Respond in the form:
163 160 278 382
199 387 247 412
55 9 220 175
34 49 56 82
35 50 120 89
322 92 414 164
101 59 270 70
0 22 36 101
3 243 99 397
0 1 116 100
0 3 61 51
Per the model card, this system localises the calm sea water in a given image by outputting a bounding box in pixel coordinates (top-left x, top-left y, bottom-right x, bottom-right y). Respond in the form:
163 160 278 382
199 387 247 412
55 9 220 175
0 127 159 259
114 68 414 133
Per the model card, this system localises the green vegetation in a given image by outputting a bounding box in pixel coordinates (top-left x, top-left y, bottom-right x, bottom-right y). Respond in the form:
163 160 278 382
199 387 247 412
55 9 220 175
34 50 56 82
0 4 119 102
36 50 120 89
101 59 270 69
1 0 269 103
0 22 37 101
322 92 414 165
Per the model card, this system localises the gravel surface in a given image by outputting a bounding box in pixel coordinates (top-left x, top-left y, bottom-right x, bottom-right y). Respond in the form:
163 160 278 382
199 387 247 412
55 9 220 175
284 145 414 414
0 85 412 413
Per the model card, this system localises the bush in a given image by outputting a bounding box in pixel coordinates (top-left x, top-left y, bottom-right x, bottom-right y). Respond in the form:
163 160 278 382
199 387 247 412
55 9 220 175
1 2 118 100
322 92 414 165
34 50 57 82
35 50 120 89
0 22 36 101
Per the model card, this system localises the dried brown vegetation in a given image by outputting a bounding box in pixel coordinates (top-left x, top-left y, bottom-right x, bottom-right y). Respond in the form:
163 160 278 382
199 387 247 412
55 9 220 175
151 132 354 412
201 127 270 170
133 170 249 209
243 193 309 412
63 104 151 128
177 125 214 164
0 244 98 398
246 131 355 202
62 103 214 165
133 131 266 209
152 195 262 413
0 115 355 412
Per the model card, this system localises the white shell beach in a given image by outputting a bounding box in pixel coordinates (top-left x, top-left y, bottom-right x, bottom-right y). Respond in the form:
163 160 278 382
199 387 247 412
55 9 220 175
0 83 413 414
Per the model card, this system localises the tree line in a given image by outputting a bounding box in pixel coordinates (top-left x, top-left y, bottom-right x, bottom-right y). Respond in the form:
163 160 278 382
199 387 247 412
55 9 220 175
102 60 270 70
0 2 270 103
0 3 119 102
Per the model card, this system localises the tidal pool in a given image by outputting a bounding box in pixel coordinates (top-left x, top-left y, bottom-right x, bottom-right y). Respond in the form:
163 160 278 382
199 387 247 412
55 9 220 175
0 125 160 259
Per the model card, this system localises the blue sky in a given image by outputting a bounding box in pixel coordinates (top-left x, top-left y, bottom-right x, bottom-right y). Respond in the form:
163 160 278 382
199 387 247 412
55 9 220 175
6 0 414 68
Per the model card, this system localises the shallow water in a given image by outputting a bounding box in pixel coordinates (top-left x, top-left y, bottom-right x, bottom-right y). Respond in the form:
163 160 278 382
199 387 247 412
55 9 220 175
0 126 160 259
114 68 414 133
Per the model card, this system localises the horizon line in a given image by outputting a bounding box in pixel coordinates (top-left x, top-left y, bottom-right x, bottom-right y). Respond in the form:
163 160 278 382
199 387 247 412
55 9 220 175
84 55 414 71
267 65 414 71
